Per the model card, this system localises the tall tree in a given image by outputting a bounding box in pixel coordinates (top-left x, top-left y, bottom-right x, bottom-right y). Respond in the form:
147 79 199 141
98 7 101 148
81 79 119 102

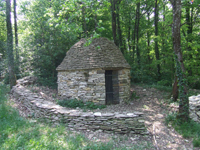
116 0 123 53
14 0 19 77
6 0 16 88
111 0 117 46
154 0 161 80
170 0 189 121
81 3 87 37
135 2 140 66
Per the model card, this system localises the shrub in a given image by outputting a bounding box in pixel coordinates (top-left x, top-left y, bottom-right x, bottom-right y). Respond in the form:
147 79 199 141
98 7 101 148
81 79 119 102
58 99 106 110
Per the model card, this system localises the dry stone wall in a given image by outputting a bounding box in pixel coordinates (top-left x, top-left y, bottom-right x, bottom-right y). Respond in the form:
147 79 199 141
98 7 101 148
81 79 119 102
189 95 200 122
118 69 131 102
57 69 105 104
11 83 147 135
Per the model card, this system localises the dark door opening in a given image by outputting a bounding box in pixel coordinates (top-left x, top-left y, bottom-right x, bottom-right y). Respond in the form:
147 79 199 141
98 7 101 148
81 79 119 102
105 70 119 105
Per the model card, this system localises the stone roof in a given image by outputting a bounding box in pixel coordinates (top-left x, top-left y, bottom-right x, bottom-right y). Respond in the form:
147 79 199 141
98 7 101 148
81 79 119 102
56 37 131 71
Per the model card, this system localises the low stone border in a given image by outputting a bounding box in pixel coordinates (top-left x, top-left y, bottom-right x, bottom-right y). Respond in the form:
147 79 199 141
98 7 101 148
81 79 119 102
189 94 200 122
11 84 147 135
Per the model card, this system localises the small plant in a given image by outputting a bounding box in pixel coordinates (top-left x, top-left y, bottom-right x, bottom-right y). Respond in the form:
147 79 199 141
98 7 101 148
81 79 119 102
58 99 84 108
143 105 149 110
130 91 139 101
165 112 177 125
52 93 57 98
57 99 106 110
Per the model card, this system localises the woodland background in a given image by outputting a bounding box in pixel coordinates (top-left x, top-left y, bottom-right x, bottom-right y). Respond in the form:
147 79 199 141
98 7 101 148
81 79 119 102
0 0 200 89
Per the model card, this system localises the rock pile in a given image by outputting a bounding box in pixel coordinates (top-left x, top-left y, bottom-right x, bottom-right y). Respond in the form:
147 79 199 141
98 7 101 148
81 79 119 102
11 77 147 135
189 94 200 122
17 76 37 86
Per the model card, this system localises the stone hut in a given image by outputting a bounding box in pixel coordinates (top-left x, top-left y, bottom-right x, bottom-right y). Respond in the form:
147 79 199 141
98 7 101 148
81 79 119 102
56 37 131 105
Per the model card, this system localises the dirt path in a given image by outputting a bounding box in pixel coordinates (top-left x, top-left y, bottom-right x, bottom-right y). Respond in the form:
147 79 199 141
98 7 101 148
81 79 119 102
11 84 198 149
130 85 196 150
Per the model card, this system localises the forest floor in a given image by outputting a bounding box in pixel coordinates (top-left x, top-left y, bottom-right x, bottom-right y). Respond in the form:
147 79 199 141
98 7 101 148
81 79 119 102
12 84 200 150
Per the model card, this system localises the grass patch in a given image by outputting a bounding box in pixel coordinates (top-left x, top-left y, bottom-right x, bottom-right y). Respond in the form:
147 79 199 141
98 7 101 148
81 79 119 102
57 99 106 110
147 84 172 92
165 113 200 147
133 83 172 93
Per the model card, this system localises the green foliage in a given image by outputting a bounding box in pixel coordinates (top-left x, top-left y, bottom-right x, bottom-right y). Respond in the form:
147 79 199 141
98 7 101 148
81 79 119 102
58 99 106 110
193 138 200 147
130 91 140 101
165 112 177 125
165 113 200 147
82 142 114 150
14 0 200 89
0 0 6 56
37 76 57 89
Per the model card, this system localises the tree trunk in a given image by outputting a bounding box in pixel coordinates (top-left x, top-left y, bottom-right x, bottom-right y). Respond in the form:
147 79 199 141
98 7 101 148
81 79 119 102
14 0 19 77
172 76 179 101
116 0 123 54
82 4 87 37
154 0 161 80
170 0 189 122
111 0 117 46
135 2 140 67
147 12 151 64
14 0 18 53
6 0 16 88
127 13 131 51
131 18 136 61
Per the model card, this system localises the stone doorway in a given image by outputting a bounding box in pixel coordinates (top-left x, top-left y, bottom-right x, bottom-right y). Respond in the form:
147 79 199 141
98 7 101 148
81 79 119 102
105 70 119 105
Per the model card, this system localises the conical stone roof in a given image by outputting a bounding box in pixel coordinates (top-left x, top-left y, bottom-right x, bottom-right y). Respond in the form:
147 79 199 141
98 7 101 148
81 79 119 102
56 37 131 71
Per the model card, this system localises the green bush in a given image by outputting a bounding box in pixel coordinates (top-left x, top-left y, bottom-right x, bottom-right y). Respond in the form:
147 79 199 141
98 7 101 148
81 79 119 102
58 99 106 110
37 76 57 89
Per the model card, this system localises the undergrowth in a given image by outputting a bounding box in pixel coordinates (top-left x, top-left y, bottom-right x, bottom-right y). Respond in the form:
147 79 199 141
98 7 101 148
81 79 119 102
165 113 200 147
57 99 106 110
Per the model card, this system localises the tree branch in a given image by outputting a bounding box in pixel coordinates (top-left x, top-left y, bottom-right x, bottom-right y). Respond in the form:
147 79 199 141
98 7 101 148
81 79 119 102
181 20 200 26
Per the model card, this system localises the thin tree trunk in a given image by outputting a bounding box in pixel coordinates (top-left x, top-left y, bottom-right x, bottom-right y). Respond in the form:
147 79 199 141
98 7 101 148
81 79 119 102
147 12 151 64
116 0 123 53
136 2 140 67
111 0 117 46
6 0 16 88
14 0 18 51
82 4 87 37
127 13 131 51
14 0 19 77
154 0 161 80
161 3 166 65
131 19 136 61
